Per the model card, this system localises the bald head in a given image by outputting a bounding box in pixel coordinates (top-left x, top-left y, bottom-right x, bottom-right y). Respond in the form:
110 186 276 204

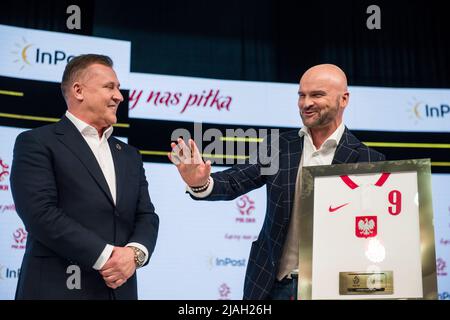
300 64 348 92
297 64 350 135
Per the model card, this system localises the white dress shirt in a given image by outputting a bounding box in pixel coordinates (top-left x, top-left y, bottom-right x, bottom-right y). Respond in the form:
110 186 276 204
65 111 148 269
276 123 345 280
299 123 345 167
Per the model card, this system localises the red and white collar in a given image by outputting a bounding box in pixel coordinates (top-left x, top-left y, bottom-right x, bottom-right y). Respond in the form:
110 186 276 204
340 173 391 190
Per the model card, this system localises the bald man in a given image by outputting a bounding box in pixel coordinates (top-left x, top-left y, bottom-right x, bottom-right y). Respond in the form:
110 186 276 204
169 64 385 300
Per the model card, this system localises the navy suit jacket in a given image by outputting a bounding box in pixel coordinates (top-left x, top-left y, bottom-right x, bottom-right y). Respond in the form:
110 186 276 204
196 128 385 299
10 116 159 300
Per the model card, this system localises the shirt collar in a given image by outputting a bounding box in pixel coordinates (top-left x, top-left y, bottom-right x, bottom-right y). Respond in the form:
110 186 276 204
65 110 113 140
298 122 345 150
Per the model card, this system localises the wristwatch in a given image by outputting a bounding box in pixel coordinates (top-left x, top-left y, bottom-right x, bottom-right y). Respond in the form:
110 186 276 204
129 246 145 268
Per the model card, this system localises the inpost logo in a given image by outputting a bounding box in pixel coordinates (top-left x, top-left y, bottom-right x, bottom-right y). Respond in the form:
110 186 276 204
408 98 450 123
207 255 246 269
0 264 21 280
12 37 75 70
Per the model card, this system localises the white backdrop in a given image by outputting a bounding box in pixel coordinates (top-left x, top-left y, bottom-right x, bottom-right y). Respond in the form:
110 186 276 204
127 73 450 132
0 24 130 86
0 126 27 299
138 163 265 299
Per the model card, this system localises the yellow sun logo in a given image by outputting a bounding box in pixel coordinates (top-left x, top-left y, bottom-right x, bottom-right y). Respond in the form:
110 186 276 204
11 37 33 70
407 97 424 125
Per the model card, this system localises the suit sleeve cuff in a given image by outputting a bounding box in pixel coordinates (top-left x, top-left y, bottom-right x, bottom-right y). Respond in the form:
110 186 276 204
126 242 149 267
92 244 114 270
186 177 214 198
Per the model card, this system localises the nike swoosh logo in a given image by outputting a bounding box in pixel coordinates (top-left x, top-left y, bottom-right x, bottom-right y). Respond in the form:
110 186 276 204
328 203 349 213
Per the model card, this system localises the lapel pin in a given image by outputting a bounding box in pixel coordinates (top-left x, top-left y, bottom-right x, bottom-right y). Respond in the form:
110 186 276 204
116 143 121 151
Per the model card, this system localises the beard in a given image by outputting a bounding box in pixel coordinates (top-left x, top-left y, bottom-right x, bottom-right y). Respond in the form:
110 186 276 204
300 99 340 128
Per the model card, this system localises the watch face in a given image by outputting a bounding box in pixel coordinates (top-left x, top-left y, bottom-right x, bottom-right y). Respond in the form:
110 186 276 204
136 250 145 263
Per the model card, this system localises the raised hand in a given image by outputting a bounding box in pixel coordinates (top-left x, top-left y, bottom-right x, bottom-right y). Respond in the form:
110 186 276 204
168 138 211 187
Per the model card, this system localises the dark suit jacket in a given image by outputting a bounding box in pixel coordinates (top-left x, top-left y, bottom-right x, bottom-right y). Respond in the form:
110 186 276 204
10 116 159 300
195 128 385 299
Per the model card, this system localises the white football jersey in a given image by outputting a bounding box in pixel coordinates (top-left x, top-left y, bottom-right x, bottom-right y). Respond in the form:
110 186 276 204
311 171 423 299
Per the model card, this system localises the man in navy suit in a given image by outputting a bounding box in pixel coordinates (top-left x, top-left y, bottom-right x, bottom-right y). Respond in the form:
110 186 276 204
10 54 159 299
169 64 385 300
